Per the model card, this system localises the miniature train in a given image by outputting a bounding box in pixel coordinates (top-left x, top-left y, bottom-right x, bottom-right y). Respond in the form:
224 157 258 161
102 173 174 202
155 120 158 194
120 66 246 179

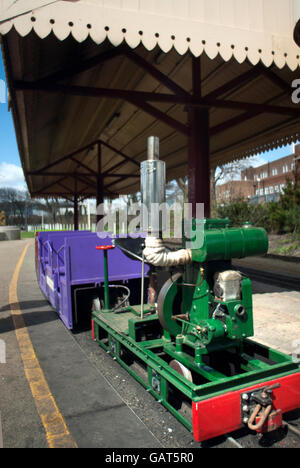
36 137 300 443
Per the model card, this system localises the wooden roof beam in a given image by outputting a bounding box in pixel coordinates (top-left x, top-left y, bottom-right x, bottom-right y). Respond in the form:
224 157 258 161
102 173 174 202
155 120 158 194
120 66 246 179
15 81 300 117
204 65 263 100
26 171 95 177
98 139 140 169
125 50 190 97
27 140 100 174
35 176 69 194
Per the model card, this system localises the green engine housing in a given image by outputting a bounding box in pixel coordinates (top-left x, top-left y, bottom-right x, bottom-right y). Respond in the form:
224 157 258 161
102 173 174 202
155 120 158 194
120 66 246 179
159 218 268 358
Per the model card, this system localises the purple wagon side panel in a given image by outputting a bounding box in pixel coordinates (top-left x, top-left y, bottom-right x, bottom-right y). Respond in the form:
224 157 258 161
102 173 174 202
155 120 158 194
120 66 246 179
36 231 147 330
36 231 91 315
66 235 146 285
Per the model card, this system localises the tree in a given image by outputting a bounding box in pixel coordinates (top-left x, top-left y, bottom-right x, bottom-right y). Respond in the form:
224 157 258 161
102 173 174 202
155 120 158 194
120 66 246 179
0 187 27 222
165 158 259 211
0 211 5 226
166 177 188 205
211 157 259 206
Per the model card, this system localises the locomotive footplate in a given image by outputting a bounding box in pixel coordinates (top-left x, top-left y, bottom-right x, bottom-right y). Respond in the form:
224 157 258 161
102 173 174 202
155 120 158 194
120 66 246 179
93 308 300 442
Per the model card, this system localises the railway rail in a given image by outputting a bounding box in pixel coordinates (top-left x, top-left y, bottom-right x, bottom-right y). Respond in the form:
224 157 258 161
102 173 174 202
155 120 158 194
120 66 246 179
213 258 300 448
223 417 300 449
234 265 300 292
35 219 300 449
73 255 300 449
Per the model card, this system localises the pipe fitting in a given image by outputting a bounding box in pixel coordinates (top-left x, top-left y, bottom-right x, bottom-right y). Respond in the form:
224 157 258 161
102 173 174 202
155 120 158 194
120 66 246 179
143 237 192 267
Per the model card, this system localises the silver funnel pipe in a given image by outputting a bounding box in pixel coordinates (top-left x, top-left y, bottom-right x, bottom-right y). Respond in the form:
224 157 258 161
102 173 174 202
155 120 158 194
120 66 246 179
147 135 160 160
141 136 166 236
141 137 192 268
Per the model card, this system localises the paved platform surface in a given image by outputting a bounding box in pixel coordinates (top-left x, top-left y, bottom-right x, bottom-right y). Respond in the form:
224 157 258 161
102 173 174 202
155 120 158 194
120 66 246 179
0 240 299 449
251 280 300 356
0 239 161 448
233 256 300 356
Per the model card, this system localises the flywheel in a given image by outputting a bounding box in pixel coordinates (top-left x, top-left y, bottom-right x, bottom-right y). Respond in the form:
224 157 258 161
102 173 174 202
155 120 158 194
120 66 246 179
157 272 183 337
169 360 193 383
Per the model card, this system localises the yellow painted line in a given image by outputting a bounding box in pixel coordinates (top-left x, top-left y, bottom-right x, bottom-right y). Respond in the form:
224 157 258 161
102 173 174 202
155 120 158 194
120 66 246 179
9 243 77 449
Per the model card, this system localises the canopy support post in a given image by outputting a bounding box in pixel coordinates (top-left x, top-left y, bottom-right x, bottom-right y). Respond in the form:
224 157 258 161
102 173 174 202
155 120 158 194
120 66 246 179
74 194 79 231
74 175 79 231
188 56 210 218
97 142 104 224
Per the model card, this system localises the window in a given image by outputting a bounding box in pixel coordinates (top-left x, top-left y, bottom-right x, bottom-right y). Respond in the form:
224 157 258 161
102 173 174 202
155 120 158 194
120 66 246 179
280 184 285 193
272 168 278 176
269 186 274 194
265 187 269 195
260 188 264 196
282 165 289 174
275 185 279 192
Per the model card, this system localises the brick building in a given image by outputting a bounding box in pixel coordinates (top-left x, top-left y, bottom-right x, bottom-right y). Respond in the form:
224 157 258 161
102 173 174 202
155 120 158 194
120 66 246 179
216 144 300 204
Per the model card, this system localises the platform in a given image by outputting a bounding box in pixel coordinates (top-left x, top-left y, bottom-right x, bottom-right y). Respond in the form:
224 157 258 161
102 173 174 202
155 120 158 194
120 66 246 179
0 240 299 448
0 239 161 448
233 256 300 356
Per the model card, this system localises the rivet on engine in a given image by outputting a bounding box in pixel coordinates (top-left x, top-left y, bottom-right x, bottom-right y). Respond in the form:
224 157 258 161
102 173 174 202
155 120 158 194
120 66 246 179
242 393 249 400
243 417 248 424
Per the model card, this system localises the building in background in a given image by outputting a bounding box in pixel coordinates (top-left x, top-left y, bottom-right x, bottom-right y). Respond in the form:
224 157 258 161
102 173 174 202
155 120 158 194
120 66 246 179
216 144 300 204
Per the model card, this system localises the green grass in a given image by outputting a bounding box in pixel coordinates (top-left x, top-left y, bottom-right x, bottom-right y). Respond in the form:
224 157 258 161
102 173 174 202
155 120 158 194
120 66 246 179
21 231 36 239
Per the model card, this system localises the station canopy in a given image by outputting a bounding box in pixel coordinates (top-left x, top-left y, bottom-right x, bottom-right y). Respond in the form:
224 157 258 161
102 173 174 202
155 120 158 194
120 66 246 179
0 0 300 200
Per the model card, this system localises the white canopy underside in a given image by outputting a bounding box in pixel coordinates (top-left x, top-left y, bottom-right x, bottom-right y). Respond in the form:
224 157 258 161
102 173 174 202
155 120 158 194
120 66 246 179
0 0 299 198
1 0 300 70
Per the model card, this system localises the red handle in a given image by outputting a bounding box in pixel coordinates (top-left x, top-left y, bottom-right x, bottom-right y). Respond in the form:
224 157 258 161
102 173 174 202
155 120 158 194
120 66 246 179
96 245 115 250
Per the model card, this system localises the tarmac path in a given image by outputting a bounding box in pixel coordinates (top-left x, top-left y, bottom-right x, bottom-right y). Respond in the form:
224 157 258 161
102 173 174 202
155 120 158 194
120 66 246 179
1 239 299 449
0 239 161 448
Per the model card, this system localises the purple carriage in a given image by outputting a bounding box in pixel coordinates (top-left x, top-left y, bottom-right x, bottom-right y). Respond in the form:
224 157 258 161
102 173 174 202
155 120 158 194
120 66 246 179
35 231 148 330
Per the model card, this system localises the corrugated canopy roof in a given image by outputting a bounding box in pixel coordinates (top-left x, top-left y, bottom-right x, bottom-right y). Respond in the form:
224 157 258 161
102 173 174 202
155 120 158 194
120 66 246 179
0 0 300 199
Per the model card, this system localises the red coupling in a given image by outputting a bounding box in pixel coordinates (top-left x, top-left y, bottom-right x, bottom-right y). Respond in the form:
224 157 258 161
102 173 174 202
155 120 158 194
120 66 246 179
255 409 283 433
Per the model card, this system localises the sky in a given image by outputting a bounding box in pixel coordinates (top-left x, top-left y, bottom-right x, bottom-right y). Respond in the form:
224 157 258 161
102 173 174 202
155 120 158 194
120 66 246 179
0 50 26 190
0 50 297 193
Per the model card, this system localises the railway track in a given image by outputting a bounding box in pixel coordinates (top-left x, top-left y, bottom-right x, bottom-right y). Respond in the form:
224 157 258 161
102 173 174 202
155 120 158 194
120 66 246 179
74 325 300 449
235 265 300 292
72 258 300 449
223 262 300 448
224 418 300 448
